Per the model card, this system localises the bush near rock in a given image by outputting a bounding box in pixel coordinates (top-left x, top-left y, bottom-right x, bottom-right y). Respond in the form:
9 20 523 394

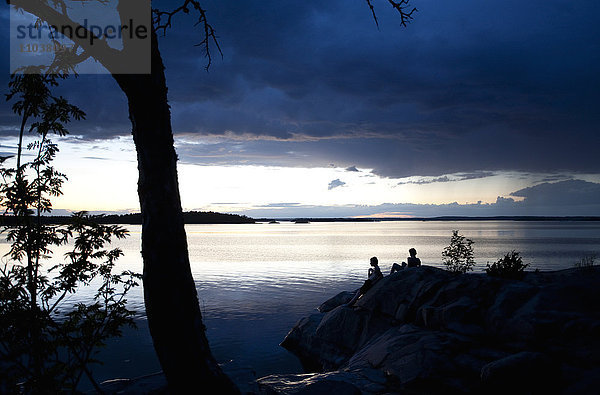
266 266 600 394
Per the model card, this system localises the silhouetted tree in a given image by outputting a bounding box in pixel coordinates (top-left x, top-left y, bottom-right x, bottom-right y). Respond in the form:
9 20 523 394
442 230 475 273
1 75 141 392
6 0 415 391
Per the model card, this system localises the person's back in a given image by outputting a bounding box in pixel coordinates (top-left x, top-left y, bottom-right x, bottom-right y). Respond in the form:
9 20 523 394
407 256 421 267
407 248 421 268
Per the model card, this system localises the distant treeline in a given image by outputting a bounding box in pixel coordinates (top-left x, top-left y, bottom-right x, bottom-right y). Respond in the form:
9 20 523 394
0 211 255 226
260 216 600 223
2 214 598 226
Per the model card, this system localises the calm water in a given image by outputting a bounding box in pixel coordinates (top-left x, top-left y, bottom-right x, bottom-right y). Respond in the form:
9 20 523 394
2 221 599 389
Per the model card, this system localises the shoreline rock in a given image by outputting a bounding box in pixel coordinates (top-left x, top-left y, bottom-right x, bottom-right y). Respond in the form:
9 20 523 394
261 266 600 394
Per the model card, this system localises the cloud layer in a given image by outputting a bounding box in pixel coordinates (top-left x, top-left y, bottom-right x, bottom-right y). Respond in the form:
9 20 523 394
237 180 600 218
1 0 599 180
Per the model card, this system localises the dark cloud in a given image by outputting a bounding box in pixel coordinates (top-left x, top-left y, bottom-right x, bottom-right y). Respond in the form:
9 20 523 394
328 179 346 190
538 174 574 183
397 172 495 185
1 1 599 178
257 203 302 208
459 172 496 181
398 176 450 185
168 0 600 177
510 180 600 208
82 156 110 161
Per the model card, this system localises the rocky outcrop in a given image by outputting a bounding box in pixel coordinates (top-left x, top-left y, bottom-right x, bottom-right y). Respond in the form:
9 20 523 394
259 266 600 394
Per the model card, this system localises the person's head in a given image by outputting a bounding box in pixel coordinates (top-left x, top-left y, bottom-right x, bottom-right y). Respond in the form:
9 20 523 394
409 248 417 257
370 256 378 266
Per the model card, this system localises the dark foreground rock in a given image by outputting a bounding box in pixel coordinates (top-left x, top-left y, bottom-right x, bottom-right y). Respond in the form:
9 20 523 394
259 266 600 394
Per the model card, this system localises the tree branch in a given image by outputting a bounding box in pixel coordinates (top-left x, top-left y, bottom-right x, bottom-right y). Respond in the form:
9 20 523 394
365 0 417 28
365 0 380 28
9 0 125 73
152 0 222 71
386 0 417 27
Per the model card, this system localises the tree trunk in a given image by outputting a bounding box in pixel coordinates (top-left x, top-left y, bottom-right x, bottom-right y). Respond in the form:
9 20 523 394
113 28 238 393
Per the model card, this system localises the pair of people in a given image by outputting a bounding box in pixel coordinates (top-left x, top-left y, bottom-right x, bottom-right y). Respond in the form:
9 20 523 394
347 248 421 306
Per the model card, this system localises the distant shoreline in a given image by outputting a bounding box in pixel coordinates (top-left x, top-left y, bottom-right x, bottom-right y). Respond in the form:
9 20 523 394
258 216 600 223
2 213 599 225
0 211 255 225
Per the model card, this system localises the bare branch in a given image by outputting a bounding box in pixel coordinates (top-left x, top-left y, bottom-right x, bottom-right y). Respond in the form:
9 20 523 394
152 0 222 71
386 0 417 27
365 0 417 28
365 0 380 28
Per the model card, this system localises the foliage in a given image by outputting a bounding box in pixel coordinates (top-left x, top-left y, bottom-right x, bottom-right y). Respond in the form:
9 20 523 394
442 230 475 273
0 75 141 393
485 250 529 279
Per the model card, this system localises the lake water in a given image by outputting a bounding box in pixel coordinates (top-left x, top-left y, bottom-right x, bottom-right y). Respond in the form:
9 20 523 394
2 220 600 390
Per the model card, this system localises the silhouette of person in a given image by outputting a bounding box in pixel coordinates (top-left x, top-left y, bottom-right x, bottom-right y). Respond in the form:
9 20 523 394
390 261 406 273
347 257 383 306
407 248 421 267
390 248 421 274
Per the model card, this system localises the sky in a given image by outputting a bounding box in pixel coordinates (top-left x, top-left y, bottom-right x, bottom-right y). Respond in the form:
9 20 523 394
1 0 599 218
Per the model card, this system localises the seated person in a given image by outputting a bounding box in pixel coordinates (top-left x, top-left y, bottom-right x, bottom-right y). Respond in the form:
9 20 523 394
390 248 421 273
390 261 406 274
347 257 382 306
407 248 421 267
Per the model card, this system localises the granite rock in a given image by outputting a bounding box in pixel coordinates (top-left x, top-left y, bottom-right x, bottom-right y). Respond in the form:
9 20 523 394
272 266 600 394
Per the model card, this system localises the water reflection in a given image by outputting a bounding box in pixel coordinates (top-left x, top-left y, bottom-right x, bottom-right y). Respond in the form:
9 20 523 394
1 221 599 390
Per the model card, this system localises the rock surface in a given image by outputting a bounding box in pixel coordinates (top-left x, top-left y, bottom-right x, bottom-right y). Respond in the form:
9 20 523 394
260 266 600 394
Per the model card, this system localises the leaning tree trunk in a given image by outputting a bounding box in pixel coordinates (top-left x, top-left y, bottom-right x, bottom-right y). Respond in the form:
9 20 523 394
113 29 238 393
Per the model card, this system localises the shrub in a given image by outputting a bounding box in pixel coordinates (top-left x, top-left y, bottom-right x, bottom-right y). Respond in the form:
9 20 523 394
442 230 475 273
0 74 141 393
486 250 529 279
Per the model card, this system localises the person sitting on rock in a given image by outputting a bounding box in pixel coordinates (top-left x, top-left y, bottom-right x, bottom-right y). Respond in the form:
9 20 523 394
390 261 406 274
347 257 383 306
390 248 421 273
407 248 421 267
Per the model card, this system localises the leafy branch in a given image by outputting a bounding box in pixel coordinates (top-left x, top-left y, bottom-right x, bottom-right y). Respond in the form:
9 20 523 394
0 74 140 393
